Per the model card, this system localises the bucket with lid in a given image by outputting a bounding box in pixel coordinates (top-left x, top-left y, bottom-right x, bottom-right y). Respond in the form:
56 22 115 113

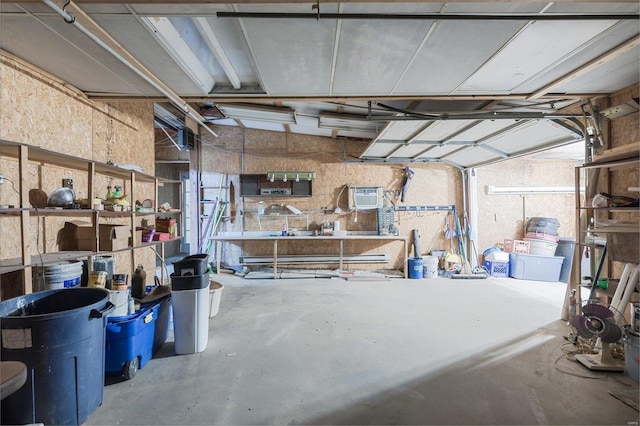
422 255 439 279
33 261 83 291
408 257 423 279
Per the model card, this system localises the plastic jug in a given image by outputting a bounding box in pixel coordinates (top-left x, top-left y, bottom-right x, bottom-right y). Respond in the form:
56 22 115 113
131 264 146 299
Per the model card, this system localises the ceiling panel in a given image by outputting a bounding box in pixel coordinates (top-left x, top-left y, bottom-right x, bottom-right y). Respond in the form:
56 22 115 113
455 20 620 94
553 50 640 94
413 120 483 142
445 145 503 167
483 120 583 155
449 120 520 142
394 20 526 95
0 14 159 96
332 19 432 95
516 21 640 94
92 15 208 96
235 3 339 96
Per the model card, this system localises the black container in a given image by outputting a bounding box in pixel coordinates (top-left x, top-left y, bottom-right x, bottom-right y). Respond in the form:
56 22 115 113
0 288 114 426
170 272 209 291
173 253 209 276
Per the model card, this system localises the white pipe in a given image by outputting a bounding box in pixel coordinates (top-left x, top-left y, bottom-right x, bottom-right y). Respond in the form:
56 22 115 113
616 264 639 322
42 0 218 139
610 262 632 308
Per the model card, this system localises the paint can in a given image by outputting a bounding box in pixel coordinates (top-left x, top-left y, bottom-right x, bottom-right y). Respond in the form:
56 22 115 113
408 257 423 279
112 274 128 291
88 271 107 288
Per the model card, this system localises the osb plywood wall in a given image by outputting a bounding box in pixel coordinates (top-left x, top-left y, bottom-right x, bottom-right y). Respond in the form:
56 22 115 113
0 53 157 295
605 84 639 269
475 157 578 253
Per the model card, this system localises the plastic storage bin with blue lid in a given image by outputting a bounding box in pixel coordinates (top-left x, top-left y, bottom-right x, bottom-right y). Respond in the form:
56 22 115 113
105 296 170 380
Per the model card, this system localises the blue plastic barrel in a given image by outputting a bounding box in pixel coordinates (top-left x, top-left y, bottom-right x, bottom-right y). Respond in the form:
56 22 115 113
0 288 113 425
408 257 424 279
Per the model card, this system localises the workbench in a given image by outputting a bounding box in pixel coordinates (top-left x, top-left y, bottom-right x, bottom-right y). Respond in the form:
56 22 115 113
210 234 409 279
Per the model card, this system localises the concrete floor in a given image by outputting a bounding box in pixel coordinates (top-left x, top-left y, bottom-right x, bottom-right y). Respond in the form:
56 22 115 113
86 273 639 425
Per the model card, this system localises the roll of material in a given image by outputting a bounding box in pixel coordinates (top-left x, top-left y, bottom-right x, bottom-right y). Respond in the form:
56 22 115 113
334 221 340 231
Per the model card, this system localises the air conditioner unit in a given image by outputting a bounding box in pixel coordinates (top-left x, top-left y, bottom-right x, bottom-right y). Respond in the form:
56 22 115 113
178 126 196 151
348 186 383 210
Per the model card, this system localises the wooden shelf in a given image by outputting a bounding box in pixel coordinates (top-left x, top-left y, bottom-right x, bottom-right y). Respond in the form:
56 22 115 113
0 251 94 274
0 139 179 296
155 160 189 164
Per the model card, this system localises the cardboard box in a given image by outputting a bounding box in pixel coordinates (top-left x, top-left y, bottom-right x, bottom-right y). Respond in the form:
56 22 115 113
156 218 177 237
153 232 171 241
65 220 94 239
131 230 143 247
99 224 130 251
78 238 98 251
65 220 96 251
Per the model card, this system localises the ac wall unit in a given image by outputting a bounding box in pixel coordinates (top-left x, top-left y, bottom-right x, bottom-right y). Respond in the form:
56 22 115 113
348 186 383 210
178 126 196 151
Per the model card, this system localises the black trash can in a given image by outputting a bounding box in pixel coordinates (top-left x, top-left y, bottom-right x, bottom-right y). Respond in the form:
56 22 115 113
0 288 114 425
173 253 210 276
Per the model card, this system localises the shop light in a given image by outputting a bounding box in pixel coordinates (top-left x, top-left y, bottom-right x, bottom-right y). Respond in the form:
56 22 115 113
318 113 382 133
217 104 297 124
488 185 582 195
266 172 315 182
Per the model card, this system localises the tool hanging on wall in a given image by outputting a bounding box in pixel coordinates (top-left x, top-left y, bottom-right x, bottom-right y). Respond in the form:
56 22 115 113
400 166 414 203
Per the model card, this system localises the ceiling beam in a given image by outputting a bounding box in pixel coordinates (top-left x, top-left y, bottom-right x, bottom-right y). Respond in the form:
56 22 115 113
529 36 640 99
86 93 606 103
140 16 215 94
192 17 242 90
17 0 640 3
217 12 639 21
41 0 218 137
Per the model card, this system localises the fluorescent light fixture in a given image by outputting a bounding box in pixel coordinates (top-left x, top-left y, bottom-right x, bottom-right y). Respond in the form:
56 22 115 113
217 104 297 124
141 17 215 94
154 103 184 130
488 185 583 195
319 113 383 133
266 172 315 182
601 98 640 119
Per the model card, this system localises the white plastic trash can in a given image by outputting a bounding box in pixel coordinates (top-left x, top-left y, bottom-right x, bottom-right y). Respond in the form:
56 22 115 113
209 280 224 318
170 273 210 354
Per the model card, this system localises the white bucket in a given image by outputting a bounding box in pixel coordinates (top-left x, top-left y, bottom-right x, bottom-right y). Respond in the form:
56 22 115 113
422 255 439 279
108 289 129 317
209 280 224 318
524 238 558 257
33 261 83 291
